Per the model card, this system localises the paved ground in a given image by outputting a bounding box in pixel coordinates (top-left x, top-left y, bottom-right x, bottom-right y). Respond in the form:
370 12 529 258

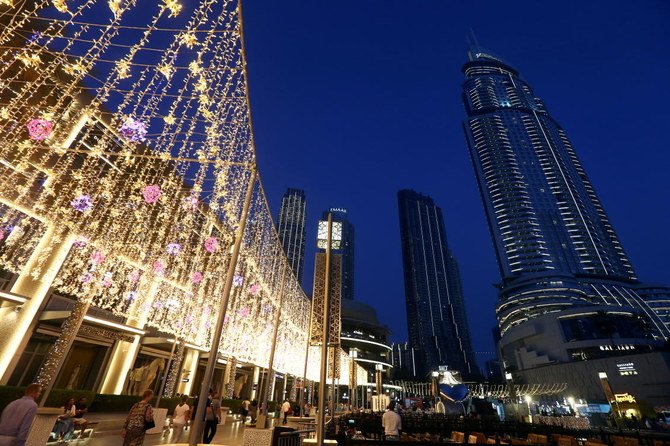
59 415 314 446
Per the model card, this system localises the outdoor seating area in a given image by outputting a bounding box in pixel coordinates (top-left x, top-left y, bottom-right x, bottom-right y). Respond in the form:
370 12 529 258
335 413 670 446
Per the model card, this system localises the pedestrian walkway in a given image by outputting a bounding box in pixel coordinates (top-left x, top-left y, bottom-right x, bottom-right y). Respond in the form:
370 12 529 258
56 415 314 445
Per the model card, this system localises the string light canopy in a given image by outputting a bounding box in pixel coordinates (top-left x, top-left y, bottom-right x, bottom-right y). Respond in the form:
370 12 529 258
0 0 311 375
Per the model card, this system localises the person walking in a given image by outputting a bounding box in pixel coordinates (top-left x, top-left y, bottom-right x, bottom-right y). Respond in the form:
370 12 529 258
382 402 402 441
239 398 250 424
171 395 190 437
202 392 221 444
0 384 42 446
280 400 291 425
122 390 154 446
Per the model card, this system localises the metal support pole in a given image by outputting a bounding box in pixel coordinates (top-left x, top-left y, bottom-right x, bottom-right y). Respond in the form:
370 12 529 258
261 263 287 424
299 296 315 419
315 213 333 445
189 168 256 446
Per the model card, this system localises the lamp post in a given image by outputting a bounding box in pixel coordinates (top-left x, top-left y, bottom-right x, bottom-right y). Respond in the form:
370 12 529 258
315 213 333 445
188 168 256 446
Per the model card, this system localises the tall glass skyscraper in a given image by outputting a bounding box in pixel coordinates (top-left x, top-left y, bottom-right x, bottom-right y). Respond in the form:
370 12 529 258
398 190 477 378
318 208 355 300
461 49 670 355
277 188 307 282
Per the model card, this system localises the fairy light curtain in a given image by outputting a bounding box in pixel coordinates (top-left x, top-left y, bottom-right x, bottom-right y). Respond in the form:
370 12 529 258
0 0 313 367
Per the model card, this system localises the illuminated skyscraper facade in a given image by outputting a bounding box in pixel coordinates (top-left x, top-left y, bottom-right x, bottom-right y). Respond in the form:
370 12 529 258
461 49 670 369
277 188 307 282
397 190 477 378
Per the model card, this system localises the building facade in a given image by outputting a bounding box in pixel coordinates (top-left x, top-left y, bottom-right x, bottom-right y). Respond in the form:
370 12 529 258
277 188 307 283
461 48 670 399
397 190 478 379
318 208 355 301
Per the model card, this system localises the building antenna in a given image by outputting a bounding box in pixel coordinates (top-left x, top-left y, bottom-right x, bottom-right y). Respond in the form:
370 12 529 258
469 28 480 48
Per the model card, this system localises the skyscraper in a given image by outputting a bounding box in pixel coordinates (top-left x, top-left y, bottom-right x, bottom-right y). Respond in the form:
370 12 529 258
398 190 477 378
277 188 307 282
462 48 670 373
318 208 355 300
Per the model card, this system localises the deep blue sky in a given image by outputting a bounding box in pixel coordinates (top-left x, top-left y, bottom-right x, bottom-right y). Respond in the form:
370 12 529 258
242 1 670 368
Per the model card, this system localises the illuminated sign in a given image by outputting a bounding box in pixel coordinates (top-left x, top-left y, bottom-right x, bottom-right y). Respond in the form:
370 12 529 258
617 362 637 376
599 344 636 351
613 393 636 404
330 208 347 213
317 220 342 249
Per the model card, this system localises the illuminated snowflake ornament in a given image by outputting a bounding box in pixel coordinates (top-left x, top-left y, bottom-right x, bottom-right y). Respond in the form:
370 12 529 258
26 118 53 141
142 185 161 204
152 259 166 273
191 271 203 284
70 194 93 212
204 236 218 253
119 117 147 142
249 284 261 296
232 275 244 287
74 235 90 248
166 242 182 256
91 250 106 265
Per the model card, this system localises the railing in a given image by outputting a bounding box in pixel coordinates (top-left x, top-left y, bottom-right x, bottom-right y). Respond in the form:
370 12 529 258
275 427 316 446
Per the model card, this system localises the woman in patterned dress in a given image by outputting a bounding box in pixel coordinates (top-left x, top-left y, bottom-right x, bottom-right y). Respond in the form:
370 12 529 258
122 390 154 446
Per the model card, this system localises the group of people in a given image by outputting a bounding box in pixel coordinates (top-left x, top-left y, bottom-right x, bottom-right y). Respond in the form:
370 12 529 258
51 397 89 442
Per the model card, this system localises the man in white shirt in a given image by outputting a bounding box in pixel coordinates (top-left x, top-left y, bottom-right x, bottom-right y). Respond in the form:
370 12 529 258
280 400 291 425
381 402 401 441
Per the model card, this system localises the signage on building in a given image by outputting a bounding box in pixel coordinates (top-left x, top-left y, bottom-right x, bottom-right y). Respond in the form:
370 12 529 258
613 393 636 404
616 362 638 376
438 365 448 372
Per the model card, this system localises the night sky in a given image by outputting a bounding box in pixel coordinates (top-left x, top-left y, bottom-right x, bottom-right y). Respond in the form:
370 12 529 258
241 1 670 369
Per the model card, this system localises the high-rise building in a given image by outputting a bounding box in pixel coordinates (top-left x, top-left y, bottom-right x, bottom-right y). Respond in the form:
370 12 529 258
397 190 478 379
461 48 670 379
318 208 355 300
277 188 307 282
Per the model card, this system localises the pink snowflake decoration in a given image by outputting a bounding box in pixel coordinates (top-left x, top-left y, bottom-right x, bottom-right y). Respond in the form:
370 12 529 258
233 275 244 287
74 235 90 248
26 118 53 141
237 307 250 318
91 250 105 265
101 272 113 287
70 194 93 212
204 236 218 253
152 259 165 273
0 230 5 241
182 195 198 211
249 284 261 296
191 271 203 284
118 117 147 142
80 272 94 283
223 315 231 324
142 185 161 204
128 269 141 283
166 242 182 256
